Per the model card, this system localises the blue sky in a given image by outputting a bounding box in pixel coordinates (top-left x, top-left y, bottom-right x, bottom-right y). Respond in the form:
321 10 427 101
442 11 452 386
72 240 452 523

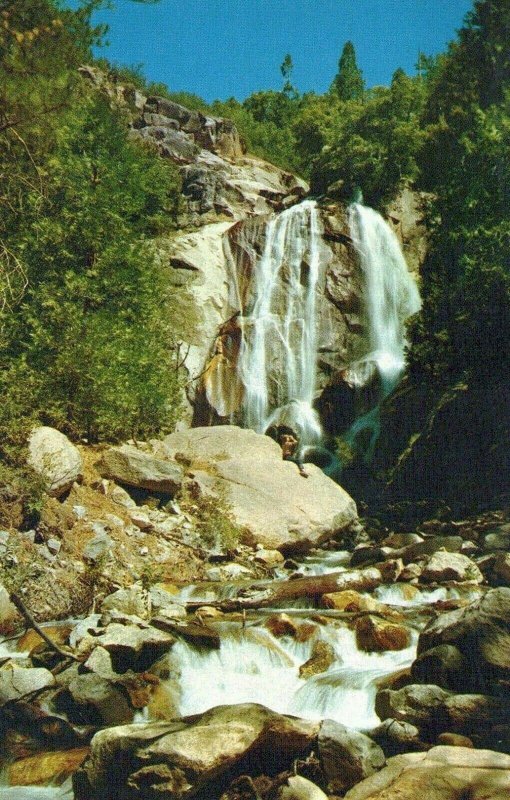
72 0 474 102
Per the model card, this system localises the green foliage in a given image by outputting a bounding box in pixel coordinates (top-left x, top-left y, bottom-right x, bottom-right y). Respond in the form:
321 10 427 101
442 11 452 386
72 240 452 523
331 41 365 102
0 1 184 455
181 483 244 552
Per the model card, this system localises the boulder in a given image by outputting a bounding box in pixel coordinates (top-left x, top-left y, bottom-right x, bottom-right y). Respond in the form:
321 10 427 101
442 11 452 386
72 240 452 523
322 590 390 614
100 586 151 620
163 426 357 553
344 746 510 800
28 426 83 497
279 776 328 800
299 641 335 679
417 587 510 693
370 718 425 756
96 445 183 495
56 672 134 726
400 536 463 564
0 665 55 706
420 551 483 584
318 719 385 793
355 616 411 653
82 622 175 673
76 703 319 800
411 644 468 691
0 581 17 630
8 747 90 787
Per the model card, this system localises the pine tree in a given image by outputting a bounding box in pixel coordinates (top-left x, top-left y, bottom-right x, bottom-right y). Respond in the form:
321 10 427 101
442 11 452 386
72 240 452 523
331 41 365 101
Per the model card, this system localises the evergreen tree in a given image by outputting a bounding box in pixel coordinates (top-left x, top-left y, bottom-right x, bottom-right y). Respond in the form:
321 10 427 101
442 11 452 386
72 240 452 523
331 41 365 101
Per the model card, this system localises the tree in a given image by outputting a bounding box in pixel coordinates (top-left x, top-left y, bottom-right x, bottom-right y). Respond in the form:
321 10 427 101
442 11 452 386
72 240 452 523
331 41 365 102
280 53 296 98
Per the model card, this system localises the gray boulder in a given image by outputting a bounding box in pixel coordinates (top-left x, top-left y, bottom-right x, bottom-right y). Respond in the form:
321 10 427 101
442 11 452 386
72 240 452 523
344 746 510 800
56 672 133 726
75 703 319 799
0 665 55 706
163 426 357 553
318 719 385 793
28 426 83 497
420 551 483 584
96 445 183 495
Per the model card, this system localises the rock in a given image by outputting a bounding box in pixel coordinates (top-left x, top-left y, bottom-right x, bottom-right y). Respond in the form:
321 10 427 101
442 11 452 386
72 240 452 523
376 684 508 742
97 445 183 495
299 641 335 678
0 665 55 705
279 776 328 800
411 644 468 690
84 622 175 673
254 548 285 568
266 613 300 638
164 426 357 553
28 426 83 497
370 718 425 756
382 533 424 548
420 551 483 584
318 719 385 793
322 590 390 614
149 586 186 618
76 703 319 800
83 531 112 564
0 582 17 630
417 587 510 693
56 672 134 725
128 509 153 531
436 732 473 747
152 617 220 649
400 536 463 564
493 552 510 585
8 747 90 787
100 586 151 620
355 616 411 652
343 746 510 800
205 563 255 581
484 531 510 551
109 484 136 508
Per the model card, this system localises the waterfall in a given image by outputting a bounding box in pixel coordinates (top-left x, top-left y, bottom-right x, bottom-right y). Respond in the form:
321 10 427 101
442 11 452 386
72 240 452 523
237 200 323 446
345 203 421 459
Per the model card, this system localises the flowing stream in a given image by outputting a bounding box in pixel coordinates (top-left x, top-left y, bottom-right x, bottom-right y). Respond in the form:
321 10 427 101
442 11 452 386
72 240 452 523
237 200 323 445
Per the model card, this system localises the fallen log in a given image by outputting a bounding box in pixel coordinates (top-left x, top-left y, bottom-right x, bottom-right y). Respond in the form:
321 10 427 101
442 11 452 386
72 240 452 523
10 593 79 662
185 563 398 613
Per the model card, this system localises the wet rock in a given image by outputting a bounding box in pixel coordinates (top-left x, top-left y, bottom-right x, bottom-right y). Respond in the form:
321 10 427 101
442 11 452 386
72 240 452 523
343 746 510 800
322 589 390 614
279 775 328 800
28 426 83 497
265 613 300 638
375 684 450 730
350 547 389 568
97 445 183 495
163 426 357 553
400 536 463 564
76 703 319 800
411 644 467 691
299 641 335 679
355 616 411 652
152 617 220 649
7 747 90 787
0 665 55 705
80 622 175 673
493 552 510 585
56 672 134 725
17 625 72 654
100 586 151 620
417 587 510 693
318 719 385 793
370 718 426 756
420 551 483 584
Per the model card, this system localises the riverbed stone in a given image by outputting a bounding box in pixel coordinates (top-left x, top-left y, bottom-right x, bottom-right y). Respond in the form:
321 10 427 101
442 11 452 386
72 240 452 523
355 616 411 652
8 747 90 787
28 426 83 497
411 644 467 690
279 776 329 800
56 672 134 725
343 746 510 800
163 426 357 553
318 719 385 793
0 664 55 705
299 641 335 678
76 703 319 799
420 551 483 584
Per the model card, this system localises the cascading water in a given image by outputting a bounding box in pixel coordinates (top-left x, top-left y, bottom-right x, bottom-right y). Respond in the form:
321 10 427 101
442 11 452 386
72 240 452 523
237 200 323 446
345 203 421 459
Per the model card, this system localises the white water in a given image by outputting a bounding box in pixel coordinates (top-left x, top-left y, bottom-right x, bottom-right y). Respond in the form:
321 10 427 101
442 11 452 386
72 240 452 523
164 619 417 730
238 200 323 445
346 203 421 459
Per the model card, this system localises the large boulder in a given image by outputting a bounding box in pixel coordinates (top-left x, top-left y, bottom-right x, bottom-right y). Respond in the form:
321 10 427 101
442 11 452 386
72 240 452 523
416 587 510 693
420 551 483 584
163 426 357 552
318 719 385 793
75 703 319 800
0 664 55 706
96 445 183 495
344 746 510 800
28 426 83 497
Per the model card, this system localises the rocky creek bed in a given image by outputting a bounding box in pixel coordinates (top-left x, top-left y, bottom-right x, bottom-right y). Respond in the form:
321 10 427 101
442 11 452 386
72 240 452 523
1 426 510 799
